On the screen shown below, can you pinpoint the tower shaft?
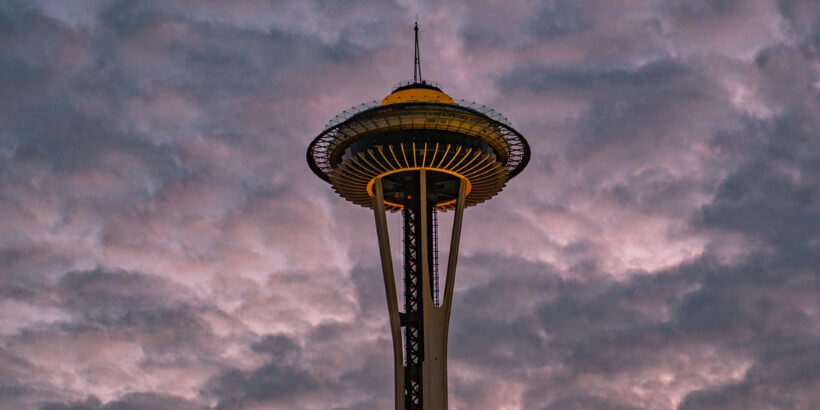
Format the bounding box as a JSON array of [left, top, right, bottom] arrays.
[[401, 172, 442, 408], [402, 191, 425, 408], [372, 171, 467, 410]]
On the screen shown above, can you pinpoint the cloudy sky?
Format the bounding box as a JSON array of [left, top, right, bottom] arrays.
[[1, 0, 819, 409]]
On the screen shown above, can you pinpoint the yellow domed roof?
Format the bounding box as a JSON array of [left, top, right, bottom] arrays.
[[381, 85, 454, 105]]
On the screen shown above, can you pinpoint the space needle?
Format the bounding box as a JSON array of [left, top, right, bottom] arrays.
[[307, 23, 530, 409]]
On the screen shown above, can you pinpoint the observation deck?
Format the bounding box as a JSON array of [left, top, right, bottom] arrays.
[[306, 82, 530, 211]]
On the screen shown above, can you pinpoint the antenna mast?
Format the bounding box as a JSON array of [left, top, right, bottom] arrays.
[[413, 21, 422, 83]]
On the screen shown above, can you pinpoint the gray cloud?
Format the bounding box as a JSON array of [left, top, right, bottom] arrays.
[[40, 393, 205, 410], [1, 0, 819, 409]]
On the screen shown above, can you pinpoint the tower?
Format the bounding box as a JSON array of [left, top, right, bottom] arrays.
[[306, 24, 529, 409]]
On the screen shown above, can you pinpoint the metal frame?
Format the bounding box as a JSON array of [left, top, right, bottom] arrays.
[[320, 98, 514, 131], [403, 192, 423, 408], [329, 142, 507, 211]]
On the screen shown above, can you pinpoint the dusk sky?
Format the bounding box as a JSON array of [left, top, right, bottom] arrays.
[[2, 1, 820, 409]]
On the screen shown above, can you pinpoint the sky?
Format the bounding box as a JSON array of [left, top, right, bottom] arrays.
[[1, 0, 819, 409]]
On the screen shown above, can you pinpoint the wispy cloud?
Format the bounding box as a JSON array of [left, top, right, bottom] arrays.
[[1, 0, 819, 408]]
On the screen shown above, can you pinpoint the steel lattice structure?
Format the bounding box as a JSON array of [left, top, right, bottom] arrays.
[[306, 23, 530, 410]]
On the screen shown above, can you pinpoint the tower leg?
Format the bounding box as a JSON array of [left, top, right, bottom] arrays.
[[422, 177, 466, 410], [372, 178, 405, 410], [442, 179, 467, 329]]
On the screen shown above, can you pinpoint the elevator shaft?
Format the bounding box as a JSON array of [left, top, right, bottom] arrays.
[[401, 177, 438, 408]]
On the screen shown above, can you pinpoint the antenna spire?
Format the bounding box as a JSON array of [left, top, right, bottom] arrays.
[[413, 21, 422, 84]]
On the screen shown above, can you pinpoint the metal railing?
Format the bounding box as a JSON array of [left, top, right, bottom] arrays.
[[391, 79, 441, 91], [323, 100, 381, 130], [452, 99, 512, 127], [322, 97, 512, 130]]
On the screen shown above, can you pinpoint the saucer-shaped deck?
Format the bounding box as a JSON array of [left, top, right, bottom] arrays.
[[307, 83, 529, 211]]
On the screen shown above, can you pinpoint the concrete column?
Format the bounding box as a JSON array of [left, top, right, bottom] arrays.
[[372, 178, 406, 410]]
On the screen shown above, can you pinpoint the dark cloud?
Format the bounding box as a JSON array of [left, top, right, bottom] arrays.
[[664, 0, 743, 19], [679, 338, 820, 409], [204, 355, 319, 408], [460, 0, 593, 50], [1, 0, 819, 409], [41, 393, 204, 410]]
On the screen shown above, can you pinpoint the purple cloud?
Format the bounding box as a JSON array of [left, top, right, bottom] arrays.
[[1, 0, 819, 408]]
